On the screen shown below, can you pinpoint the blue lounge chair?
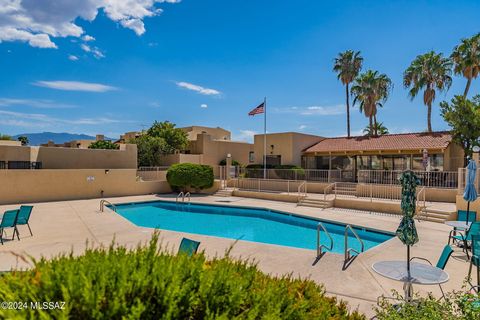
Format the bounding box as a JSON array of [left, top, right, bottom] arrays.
[[178, 238, 200, 256], [449, 222, 480, 259], [457, 210, 477, 222], [410, 245, 454, 298], [16, 205, 33, 236], [0, 210, 20, 245], [469, 235, 480, 288]]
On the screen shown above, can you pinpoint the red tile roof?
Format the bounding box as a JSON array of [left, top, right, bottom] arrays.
[[303, 131, 453, 153]]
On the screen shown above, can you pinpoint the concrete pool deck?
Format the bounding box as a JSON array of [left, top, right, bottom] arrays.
[[0, 194, 473, 317]]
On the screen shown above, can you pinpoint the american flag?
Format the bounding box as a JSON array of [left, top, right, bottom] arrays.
[[248, 102, 265, 116]]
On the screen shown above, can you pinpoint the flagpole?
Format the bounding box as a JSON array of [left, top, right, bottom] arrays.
[[263, 97, 267, 180]]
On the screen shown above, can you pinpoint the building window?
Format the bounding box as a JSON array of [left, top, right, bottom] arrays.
[[429, 154, 444, 171], [331, 156, 354, 171], [315, 156, 330, 170], [266, 155, 281, 166], [249, 151, 255, 163], [301, 156, 316, 169]]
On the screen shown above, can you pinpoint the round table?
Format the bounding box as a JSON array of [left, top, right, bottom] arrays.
[[445, 221, 471, 230], [372, 260, 449, 301]]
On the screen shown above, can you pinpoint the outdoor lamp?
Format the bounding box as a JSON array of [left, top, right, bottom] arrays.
[[473, 146, 480, 153], [227, 153, 231, 158]]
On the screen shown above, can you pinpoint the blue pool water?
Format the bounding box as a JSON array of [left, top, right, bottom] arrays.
[[114, 201, 393, 254]]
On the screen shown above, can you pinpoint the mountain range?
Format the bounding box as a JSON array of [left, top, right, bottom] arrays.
[[12, 132, 117, 146]]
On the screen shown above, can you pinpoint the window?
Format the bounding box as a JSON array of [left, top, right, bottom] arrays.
[[429, 154, 444, 171], [266, 155, 281, 166], [248, 151, 255, 163], [302, 156, 316, 169], [331, 156, 354, 170], [315, 156, 330, 170], [393, 156, 409, 171]]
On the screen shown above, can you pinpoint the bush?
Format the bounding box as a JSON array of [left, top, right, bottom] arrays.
[[375, 289, 480, 320], [167, 163, 214, 191], [218, 159, 241, 166], [0, 235, 365, 319], [274, 165, 305, 180], [88, 140, 119, 150]]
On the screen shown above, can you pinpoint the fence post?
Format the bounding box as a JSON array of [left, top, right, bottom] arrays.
[[287, 181, 290, 195]]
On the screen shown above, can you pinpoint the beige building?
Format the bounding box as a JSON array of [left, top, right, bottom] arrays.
[[41, 134, 107, 149], [181, 126, 231, 141], [252, 132, 324, 167]]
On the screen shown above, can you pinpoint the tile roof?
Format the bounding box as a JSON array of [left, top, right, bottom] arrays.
[[303, 131, 453, 153]]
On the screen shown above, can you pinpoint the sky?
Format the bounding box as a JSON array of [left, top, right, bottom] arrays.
[[0, 0, 479, 142]]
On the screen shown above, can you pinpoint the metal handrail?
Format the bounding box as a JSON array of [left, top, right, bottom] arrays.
[[344, 225, 364, 262], [100, 199, 117, 212], [317, 222, 333, 258], [324, 182, 336, 201], [416, 186, 426, 221], [297, 181, 307, 200], [184, 192, 191, 203], [176, 192, 184, 203]]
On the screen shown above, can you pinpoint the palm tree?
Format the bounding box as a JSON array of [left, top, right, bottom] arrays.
[[351, 70, 393, 136], [451, 33, 480, 97], [363, 122, 389, 136], [403, 51, 453, 132], [333, 50, 363, 138]]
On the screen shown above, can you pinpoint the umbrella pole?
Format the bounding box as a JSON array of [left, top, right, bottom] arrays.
[[466, 201, 470, 225], [407, 245, 410, 276]]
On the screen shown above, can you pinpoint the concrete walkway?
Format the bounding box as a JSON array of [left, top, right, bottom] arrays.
[[0, 194, 472, 317]]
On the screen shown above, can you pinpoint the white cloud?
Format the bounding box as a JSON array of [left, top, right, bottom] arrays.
[[200, 104, 208, 108], [0, 0, 180, 48], [68, 54, 78, 61], [299, 125, 307, 130], [149, 101, 160, 107], [82, 35, 95, 42], [80, 43, 105, 59], [0, 98, 76, 109], [175, 81, 221, 96], [274, 104, 345, 116], [33, 80, 118, 92], [234, 130, 256, 142], [80, 43, 91, 52]]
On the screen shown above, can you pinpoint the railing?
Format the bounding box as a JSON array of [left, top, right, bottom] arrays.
[[240, 168, 350, 182], [358, 170, 458, 189], [297, 181, 307, 200], [100, 199, 117, 212], [184, 192, 191, 203], [0, 161, 42, 169], [344, 225, 364, 263], [316, 222, 333, 258], [416, 187, 426, 221], [137, 166, 169, 181], [357, 183, 402, 202], [175, 192, 191, 204], [233, 178, 307, 196], [324, 182, 336, 201]]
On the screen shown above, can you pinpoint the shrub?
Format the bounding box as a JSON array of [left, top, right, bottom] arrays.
[[0, 235, 365, 319], [167, 163, 214, 191], [274, 165, 305, 180], [88, 140, 119, 150], [375, 289, 480, 320], [218, 159, 241, 166]]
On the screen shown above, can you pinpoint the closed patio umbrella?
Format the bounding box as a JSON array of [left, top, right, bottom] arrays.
[[396, 170, 420, 277], [463, 159, 478, 225]]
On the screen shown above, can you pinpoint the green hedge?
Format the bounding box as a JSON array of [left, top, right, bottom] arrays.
[[245, 164, 305, 179], [166, 163, 214, 191], [218, 159, 241, 166], [0, 235, 365, 319]]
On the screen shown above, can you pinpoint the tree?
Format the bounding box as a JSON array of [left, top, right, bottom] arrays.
[[451, 33, 480, 97], [363, 122, 389, 136], [88, 140, 120, 150], [128, 135, 165, 167], [333, 50, 363, 138], [351, 70, 393, 136], [0, 134, 12, 140], [147, 121, 188, 154], [440, 95, 480, 163], [404, 51, 453, 132], [17, 136, 29, 146]]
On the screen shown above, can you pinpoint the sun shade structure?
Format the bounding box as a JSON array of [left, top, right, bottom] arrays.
[[396, 170, 420, 277], [463, 159, 478, 224]]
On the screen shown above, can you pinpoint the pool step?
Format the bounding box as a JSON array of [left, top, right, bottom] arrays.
[[213, 189, 234, 197], [297, 197, 333, 209], [416, 207, 453, 223]]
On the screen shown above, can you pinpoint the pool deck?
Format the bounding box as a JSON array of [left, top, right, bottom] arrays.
[[0, 194, 473, 317]]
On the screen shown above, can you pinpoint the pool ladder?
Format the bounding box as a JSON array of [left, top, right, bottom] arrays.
[[176, 192, 191, 204], [316, 222, 333, 258], [100, 199, 117, 212], [344, 225, 364, 263]]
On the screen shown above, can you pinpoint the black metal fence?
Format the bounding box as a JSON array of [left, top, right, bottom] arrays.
[[0, 161, 42, 169]]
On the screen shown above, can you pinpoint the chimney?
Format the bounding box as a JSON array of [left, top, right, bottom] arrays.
[[96, 134, 105, 141]]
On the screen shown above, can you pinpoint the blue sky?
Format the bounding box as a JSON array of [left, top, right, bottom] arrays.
[[0, 0, 479, 141]]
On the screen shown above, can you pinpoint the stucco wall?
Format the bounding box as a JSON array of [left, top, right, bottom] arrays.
[[455, 195, 480, 221], [0, 169, 171, 205], [0, 144, 137, 169]]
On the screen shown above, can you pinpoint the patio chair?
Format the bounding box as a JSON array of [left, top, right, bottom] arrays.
[[16, 205, 33, 236], [457, 210, 477, 222], [468, 235, 480, 288], [410, 244, 454, 298], [449, 222, 480, 259], [178, 238, 200, 256], [0, 210, 20, 245]]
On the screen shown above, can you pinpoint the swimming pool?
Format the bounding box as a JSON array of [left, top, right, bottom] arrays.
[[113, 201, 393, 254]]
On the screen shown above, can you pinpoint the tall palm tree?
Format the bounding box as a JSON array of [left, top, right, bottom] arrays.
[[351, 70, 393, 136], [451, 33, 480, 97], [403, 51, 453, 132], [333, 50, 363, 138]]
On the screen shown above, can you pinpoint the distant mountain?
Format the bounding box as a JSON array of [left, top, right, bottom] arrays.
[[12, 132, 117, 146]]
